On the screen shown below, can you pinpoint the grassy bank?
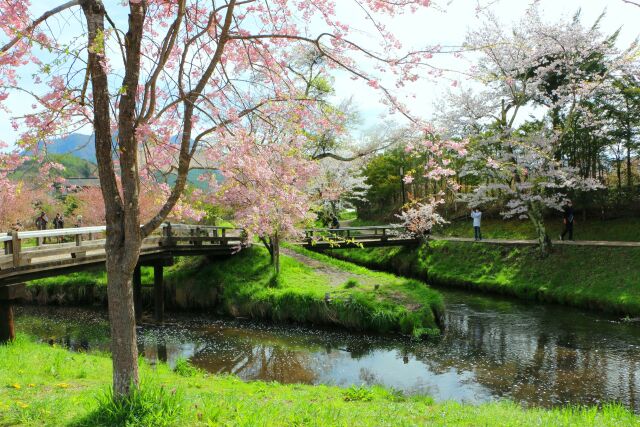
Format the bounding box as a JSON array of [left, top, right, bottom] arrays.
[[175, 246, 444, 338], [26, 246, 444, 339], [327, 242, 640, 316], [2, 336, 638, 426], [350, 216, 640, 242], [440, 217, 640, 242]]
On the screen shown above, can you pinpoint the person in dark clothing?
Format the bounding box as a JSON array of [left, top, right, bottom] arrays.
[[35, 211, 49, 243], [53, 213, 65, 243], [53, 213, 64, 229], [560, 201, 574, 241], [35, 212, 48, 230], [330, 214, 340, 229]]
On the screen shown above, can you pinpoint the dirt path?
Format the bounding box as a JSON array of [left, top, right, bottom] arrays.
[[281, 247, 378, 288]]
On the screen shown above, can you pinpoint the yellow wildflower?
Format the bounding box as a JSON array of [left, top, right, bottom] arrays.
[[10, 383, 21, 389], [28, 384, 36, 388], [56, 383, 70, 389]]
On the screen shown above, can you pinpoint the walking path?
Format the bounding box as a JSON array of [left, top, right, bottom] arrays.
[[281, 247, 378, 287], [431, 236, 640, 248]]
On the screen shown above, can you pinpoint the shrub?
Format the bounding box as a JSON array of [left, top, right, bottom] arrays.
[[342, 385, 374, 402], [174, 358, 201, 377], [343, 278, 359, 288]]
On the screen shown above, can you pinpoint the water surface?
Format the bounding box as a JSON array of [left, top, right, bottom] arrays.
[[14, 287, 640, 411]]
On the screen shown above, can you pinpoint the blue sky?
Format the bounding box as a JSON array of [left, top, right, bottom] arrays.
[[1, 0, 638, 149]]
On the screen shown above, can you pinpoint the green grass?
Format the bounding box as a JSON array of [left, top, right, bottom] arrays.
[[338, 210, 358, 221], [327, 242, 640, 316], [439, 216, 640, 241], [1, 336, 638, 426], [347, 218, 383, 227], [28, 266, 156, 288], [171, 246, 444, 338], [26, 247, 444, 338]]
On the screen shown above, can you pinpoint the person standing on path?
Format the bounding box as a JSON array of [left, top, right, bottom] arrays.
[[35, 211, 48, 231], [35, 211, 49, 243], [53, 213, 65, 243], [471, 208, 482, 241], [560, 201, 574, 241]]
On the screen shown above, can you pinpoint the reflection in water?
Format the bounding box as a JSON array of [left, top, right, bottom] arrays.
[[14, 288, 640, 412]]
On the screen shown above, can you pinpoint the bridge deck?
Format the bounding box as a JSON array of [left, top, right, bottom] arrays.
[[0, 223, 246, 286]]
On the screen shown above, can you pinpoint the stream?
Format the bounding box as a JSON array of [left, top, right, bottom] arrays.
[[14, 286, 640, 412]]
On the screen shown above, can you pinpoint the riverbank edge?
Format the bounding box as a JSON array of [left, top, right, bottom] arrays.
[[1, 336, 638, 426], [323, 241, 640, 317], [21, 246, 445, 339]]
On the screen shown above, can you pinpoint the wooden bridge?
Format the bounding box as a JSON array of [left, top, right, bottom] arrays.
[[303, 225, 420, 250], [0, 223, 245, 285], [0, 223, 246, 342]]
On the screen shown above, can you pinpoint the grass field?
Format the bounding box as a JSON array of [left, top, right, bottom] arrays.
[[327, 241, 640, 316], [1, 336, 638, 426]]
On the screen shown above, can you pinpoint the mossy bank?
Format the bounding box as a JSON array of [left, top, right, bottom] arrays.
[[326, 241, 640, 317], [25, 246, 444, 339], [2, 336, 638, 426]]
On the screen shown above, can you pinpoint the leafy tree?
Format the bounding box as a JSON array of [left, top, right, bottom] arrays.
[[1, 0, 443, 395]]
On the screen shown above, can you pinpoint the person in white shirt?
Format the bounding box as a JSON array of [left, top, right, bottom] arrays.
[[471, 208, 482, 241]]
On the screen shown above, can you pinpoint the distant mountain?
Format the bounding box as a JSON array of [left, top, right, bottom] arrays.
[[24, 133, 220, 188], [29, 133, 97, 163], [30, 133, 195, 164], [12, 153, 96, 181]]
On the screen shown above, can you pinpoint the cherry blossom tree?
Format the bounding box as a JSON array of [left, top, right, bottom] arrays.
[[391, 128, 468, 237], [396, 197, 448, 238], [311, 157, 369, 221], [74, 179, 204, 226], [460, 124, 602, 255], [436, 6, 634, 255], [212, 126, 318, 275], [1, 0, 444, 395], [0, 145, 27, 230]]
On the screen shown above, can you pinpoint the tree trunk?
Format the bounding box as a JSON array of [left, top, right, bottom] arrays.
[[82, 0, 145, 397], [528, 204, 551, 257], [271, 232, 280, 276], [627, 143, 633, 189], [106, 248, 139, 395]]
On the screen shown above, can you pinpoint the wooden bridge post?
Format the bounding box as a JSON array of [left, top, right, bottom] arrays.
[[133, 265, 142, 323], [0, 283, 25, 344], [0, 300, 14, 344], [154, 264, 164, 323], [162, 222, 173, 247], [9, 232, 21, 268]]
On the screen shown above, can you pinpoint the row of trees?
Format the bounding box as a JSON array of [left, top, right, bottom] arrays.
[[360, 6, 640, 255]]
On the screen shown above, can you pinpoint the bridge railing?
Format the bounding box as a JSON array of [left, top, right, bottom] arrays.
[[304, 225, 408, 244], [0, 223, 246, 271]]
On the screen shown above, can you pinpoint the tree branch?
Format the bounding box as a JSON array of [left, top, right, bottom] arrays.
[[0, 1, 80, 54]]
